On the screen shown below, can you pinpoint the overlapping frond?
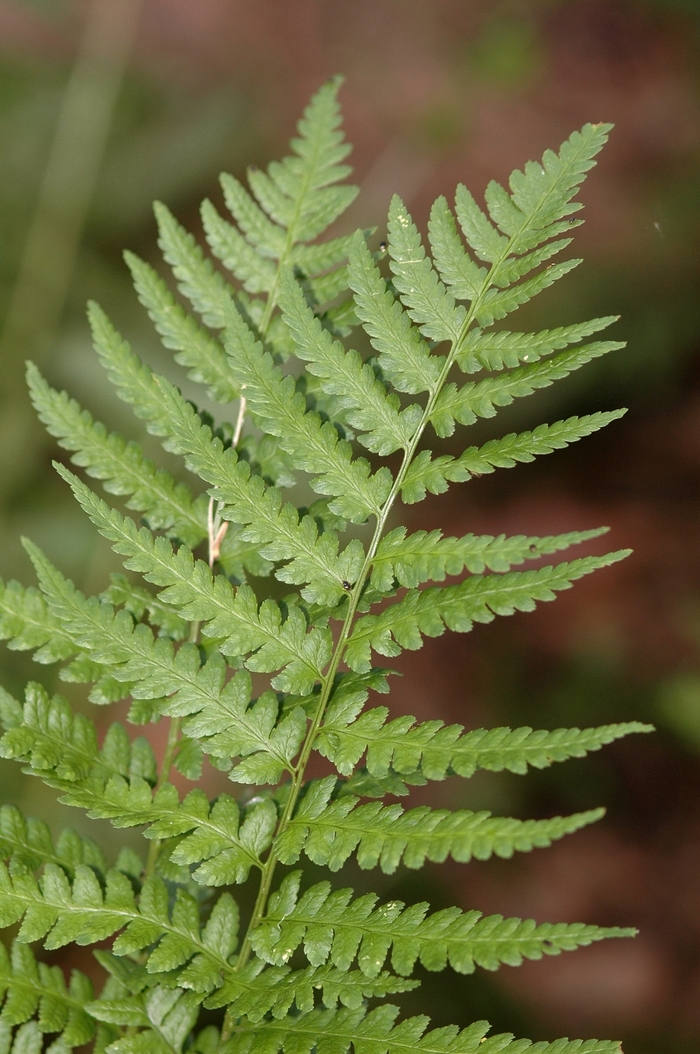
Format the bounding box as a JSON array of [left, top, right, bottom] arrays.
[[125, 249, 238, 403], [88, 984, 200, 1054], [0, 681, 156, 789], [0, 859, 239, 995], [0, 578, 75, 665], [278, 269, 421, 456], [26, 363, 208, 547], [222, 298, 392, 521], [0, 941, 95, 1052], [222, 1004, 622, 1054], [52, 470, 331, 696], [206, 961, 417, 1020], [0, 805, 106, 877]]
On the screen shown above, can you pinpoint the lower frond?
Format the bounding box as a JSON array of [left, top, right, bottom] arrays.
[[0, 804, 106, 878], [221, 1003, 622, 1054], [0, 578, 76, 665], [26, 362, 209, 548], [87, 984, 201, 1054], [0, 940, 95, 1050], [275, 775, 604, 873], [0, 858, 238, 992]]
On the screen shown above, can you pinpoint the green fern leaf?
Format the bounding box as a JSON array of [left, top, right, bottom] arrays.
[[52, 471, 331, 695], [224, 1003, 622, 1054], [206, 960, 416, 1021], [278, 269, 421, 456], [348, 234, 444, 395], [26, 363, 208, 547], [0, 579, 75, 665], [428, 340, 625, 437], [89, 986, 201, 1054], [124, 250, 239, 403], [346, 552, 629, 671], [222, 297, 392, 520], [0, 941, 95, 1049], [0, 682, 156, 788], [387, 196, 466, 345], [400, 411, 626, 503], [154, 202, 234, 332], [276, 775, 604, 873], [0, 805, 105, 878], [252, 872, 634, 977], [370, 525, 609, 591], [455, 316, 620, 374], [200, 199, 277, 296], [145, 373, 364, 605], [318, 682, 653, 777]]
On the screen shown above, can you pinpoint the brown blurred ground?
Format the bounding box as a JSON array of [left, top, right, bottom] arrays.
[[1, 2, 699, 1052]]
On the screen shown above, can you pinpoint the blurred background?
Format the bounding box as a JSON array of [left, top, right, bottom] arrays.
[[0, 1, 699, 1051]]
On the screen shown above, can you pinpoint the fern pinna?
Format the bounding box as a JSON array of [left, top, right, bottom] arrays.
[[0, 77, 650, 1054]]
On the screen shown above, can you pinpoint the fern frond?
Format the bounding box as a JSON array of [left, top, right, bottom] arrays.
[[146, 374, 364, 605], [218, 172, 285, 259], [348, 234, 444, 396], [370, 526, 609, 590], [124, 251, 239, 403], [0, 681, 156, 788], [87, 985, 200, 1054], [318, 683, 653, 777], [88, 300, 346, 593], [276, 775, 604, 873], [387, 195, 467, 345], [206, 961, 417, 1021], [200, 199, 277, 296], [0, 940, 95, 1050], [428, 340, 625, 438], [455, 316, 620, 374], [154, 201, 235, 332], [252, 872, 634, 976], [400, 411, 626, 503], [0, 578, 75, 664], [278, 270, 421, 457], [0, 859, 238, 994], [52, 472, 331, 696], [26, 363, 208, 547], [224, 1003, 622, 1054], [0, 805, 106, 877], [0, 682, 279, 883], [101, 574, 190, 642], [222, 298, 393, 521], [245, 75, 357, 246], [346, 552, 629, 671]]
